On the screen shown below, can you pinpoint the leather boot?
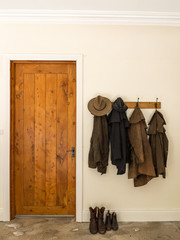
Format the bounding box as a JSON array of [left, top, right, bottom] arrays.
[[89, 207, 98, 234], [97, 207, 106, 234], [105, 210, 112, 231], [111, 212, 118, 231]]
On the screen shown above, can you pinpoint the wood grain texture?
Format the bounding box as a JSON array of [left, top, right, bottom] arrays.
[[67, 63, 76, 215], [122, 102, 161, 109], [14, 64, 24, 214], [12, 61, 75, 64], [22, 206, 71, 215], [11, 61, 76, 216], [56, 74, 68, 207], [35, 74, 46, 206], [10, 61, 15, 219], [23, 74, 35, 206], [18, 63, 68, 74], [45, 74, 57, 206]]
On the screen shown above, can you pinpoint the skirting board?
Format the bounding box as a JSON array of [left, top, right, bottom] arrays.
[[83, 210, 180, 222], [1, 209, 180, 222]]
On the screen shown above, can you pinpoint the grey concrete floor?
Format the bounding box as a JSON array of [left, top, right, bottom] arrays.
[[0, 218, 180, 240]]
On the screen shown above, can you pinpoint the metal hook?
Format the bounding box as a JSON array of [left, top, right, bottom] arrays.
[[136, 97, 140, 107], [155, 98, 158, 109]]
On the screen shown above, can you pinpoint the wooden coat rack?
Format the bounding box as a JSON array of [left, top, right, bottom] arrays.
[[111, 98, 161, 109], [123, 101, 161, 109]]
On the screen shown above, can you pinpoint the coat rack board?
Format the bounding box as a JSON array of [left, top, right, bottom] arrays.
[[114, 102, 161, 109]]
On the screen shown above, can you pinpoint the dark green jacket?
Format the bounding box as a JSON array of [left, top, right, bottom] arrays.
[[88, 116, 109, 174]]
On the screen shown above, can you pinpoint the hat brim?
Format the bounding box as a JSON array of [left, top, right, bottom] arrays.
[[88, 97, 112, 116]]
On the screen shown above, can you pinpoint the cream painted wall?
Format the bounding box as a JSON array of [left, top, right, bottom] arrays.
[[0, 23, 180, 220]]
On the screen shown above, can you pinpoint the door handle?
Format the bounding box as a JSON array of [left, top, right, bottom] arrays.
[[67, 147, 75, 157]]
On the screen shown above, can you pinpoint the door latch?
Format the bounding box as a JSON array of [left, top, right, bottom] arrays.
[[67, 147, 75, 157]]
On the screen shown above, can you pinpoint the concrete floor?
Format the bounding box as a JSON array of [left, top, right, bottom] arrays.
[[0, 218, 180, 240]]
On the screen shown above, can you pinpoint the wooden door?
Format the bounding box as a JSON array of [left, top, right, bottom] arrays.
[[10, 61, 76, 218]]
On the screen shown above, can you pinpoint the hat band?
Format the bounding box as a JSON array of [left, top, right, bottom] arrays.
[[93, 103, 106, 111]]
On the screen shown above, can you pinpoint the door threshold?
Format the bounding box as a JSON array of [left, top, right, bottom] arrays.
[[15, 215, 75, 218]]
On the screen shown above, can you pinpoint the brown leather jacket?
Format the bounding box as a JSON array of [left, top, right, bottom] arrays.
[[128, 107, 156, 187], [88, 116, 109, 174]]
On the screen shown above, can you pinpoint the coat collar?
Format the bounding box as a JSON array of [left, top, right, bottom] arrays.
[[129, 106, 145, 124], [148, 110, 166, 134], [112, 97, 128, 112]]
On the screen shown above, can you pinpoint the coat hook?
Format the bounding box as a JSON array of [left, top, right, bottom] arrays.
[[155, 98, 158, 109], [136, 97, 140, 107]]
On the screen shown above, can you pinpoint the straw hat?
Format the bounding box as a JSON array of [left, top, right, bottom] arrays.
[[88, 95, 112, 116]]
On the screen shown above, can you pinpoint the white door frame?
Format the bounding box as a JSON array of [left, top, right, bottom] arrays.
[[1, 54, 83, 222]]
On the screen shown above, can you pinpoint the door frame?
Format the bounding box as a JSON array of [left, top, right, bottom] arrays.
[[1, 54, 83, 222]]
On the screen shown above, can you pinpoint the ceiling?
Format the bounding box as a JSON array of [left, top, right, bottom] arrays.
[[0, 0, 180, 13]]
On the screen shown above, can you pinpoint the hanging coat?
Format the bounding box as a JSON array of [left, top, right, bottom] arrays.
[[88, 115, 109, 174], [128, 106, 156, 187], [108, 98, 130, 175], [148, 110, 168, 178]]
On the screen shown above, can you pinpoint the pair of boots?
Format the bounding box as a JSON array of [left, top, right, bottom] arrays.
[[89, 207, 106, 234], [105, 210, 118, 231]]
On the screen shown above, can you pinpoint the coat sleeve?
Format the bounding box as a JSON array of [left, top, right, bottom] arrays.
[[163, 133, 168, 167], [110, 122, 122, 161]]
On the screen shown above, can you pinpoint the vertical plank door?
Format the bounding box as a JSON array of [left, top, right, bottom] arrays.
[[11, 61, 76, 216]]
